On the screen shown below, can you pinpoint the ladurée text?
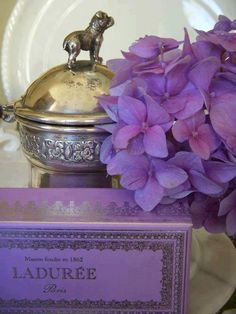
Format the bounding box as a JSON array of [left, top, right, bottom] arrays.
[[12, 266, 96, 280]]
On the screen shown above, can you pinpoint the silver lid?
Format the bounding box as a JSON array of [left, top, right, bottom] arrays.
[[15, 61, 113, 125]]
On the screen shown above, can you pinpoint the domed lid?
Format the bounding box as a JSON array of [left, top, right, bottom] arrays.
[[15, 61, 113, 125], [14, 11, 114, 126]]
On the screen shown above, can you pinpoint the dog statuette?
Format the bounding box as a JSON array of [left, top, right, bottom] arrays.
[[63, 11, 114, 69]]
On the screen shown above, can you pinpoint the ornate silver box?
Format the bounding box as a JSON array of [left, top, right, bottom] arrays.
[[0, 11, 114, 188]]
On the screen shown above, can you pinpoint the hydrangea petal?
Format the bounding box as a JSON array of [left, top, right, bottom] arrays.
[[204, 215, 226, 233], [212, 89, 236, 109], [172, 120, 191, 142], [190, 199, 208, 228], [190, 195, 226, 233], [189, 136, 210, 160], [107, 151, 148, 175], [210, 79, 236, 99], [218, 190, 236, 216], [109, 81, 129, 96], [171, 189, 194, 199], [213, 31, 236, 51], [161, 120, 173, 132], [163, 49, 182, 62], [214, 15, 232, 31], [196, 29, 236, 52], [226, 135, 236, 155], [173, 110, 206, 144], [143, 125, 168, 157], [166, 56, 190, 95], [155, 162, 188, 188], [160, 37, 179, 51], [222, 63, 236, 74], [204, 161, 236, 183], [135, 177, 164, 211], [218, 72, 236, 84], [111, 121, 126, 142], [185, 110, 205, 129], [189, 170, 223, 194], [182, 28, 195, 58], [123, 78, 147, 98], [171, 110, 205, 141], [145, 95, 170, 126], [163, 97, 185, 114], [98, 96, 118, 122], [118, 95, 146, 124], [100, 136, 113, 164], [107, 59, 133, 88], [130, 35, 179, 58], [114, 125, 141, 149], [210, 102, 236, 139], [107, 58, 130, 73], [127, 133, 145, 155], [133, 60, 164, 75], [200, 88, 211, 110], [129, 36, 161, 58], [231, 20, 236, 29], [198, 124, 220, 152], [174, 97, 204, 119], [169, 151, 205, 172], [188, 56, 220, 91], [192, 41, 222, 60], [121, 51, 143, 61], [96, 123, 116, 133], [146, 74, 166, 96], [120, 168, 147, 190], [164, 85, 204, 119], [211, 148, 229, 162]]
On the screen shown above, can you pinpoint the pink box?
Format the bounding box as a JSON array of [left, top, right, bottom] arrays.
[[0, 188, 192, 313]]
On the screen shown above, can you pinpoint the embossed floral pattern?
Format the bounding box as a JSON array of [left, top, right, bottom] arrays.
[[19, 126, 102, 163]]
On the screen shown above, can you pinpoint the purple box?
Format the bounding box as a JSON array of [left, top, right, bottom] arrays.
[[0, 188, 192, 314]]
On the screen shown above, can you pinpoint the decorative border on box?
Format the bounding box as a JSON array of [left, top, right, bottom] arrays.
[[0, 229, 185, 313], [0, 198, 190, 220]]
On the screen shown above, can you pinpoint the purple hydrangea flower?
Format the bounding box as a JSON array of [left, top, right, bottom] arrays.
[[129, 35, 179, 58], [209, 81, 236, 155], [107, 151, 188, 211], [145, 55, 207, 120], [172, 110, 219, 159], [107, 50, 167, 92], [213, 15, 236, 32], [98, 14, 236, 235], [196, 28, 236, 52], [190, 194, 226, 233], [169, 152, 226, 195], [113, 95, 171, 157]]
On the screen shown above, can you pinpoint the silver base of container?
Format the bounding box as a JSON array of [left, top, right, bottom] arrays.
[[30, 164, 111, 188], [17, 118, 112, 188]]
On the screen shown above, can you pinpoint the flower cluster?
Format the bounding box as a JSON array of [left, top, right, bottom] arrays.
[[98, 15, 236, 236]]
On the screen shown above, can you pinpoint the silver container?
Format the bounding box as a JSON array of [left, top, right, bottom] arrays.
[[0, 11, 114, 188]]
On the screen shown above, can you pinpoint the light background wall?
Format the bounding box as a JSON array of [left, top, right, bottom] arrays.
[[0, 0, 17, 104]]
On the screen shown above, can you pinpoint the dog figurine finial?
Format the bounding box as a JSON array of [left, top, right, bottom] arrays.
[[63, 11, 114, 69]]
